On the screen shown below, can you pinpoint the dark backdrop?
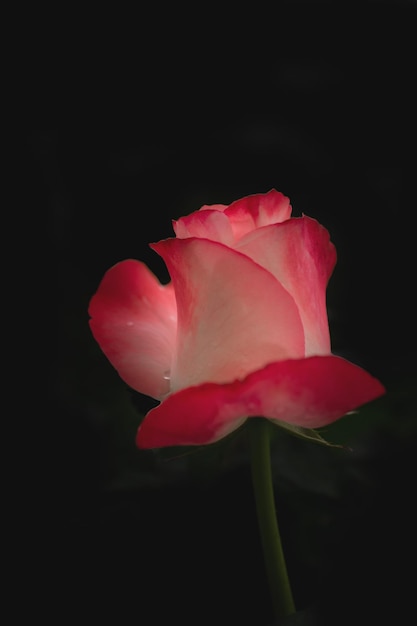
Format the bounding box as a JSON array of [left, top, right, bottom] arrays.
[[24, 2, 416, 624]]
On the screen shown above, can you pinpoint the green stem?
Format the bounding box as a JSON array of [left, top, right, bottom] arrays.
[[249, 417, 296, 621]]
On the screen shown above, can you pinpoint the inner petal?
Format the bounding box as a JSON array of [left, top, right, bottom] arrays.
[[237, 216, 336, 356], [152, 237, 305, 392], [225, 189, 292, 240], [173, 209, 234, 245]]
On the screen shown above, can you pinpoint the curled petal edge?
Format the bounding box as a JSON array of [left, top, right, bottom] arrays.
[[136, 355, 385, 449]]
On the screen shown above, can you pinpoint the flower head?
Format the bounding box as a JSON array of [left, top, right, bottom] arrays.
[[89, 190, 385, 448]]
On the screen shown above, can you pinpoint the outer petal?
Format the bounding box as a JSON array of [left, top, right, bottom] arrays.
[[237, 216, 336, 356], [136, 355, 385, 448], [225, 189, 292, 240], [88, 260, 177, 399], [151, 237, 305, 392]]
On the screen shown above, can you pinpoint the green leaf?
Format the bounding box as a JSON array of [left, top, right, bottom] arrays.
[[271, 420, 345, 449]]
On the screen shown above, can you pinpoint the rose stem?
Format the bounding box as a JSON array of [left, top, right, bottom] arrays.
[[249, 417, 296, 620]]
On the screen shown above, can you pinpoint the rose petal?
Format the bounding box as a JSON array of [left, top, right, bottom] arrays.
[[173, 209, 234, 245], [237, 216, 336, 356], [225, 189, 292, 240], [198, 204, 228, 212], [172, 189, 292, 245], [136, 355, 385, 448], [152, 237, 305, 392], [88, 260, 177, 399]]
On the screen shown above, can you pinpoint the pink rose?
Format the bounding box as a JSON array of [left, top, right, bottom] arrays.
[[89, 190, 385, 448]]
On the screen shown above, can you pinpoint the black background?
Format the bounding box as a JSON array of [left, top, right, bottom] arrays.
[[22, 2, 417, 624]]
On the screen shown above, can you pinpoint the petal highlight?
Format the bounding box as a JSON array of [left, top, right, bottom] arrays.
[[88, 260, 177, 399]]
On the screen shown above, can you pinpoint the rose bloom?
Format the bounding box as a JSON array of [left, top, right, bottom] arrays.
[[89, 190, 385, 449]]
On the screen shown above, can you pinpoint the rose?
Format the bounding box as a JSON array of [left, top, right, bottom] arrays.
[[89, 189, 385, 449]]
